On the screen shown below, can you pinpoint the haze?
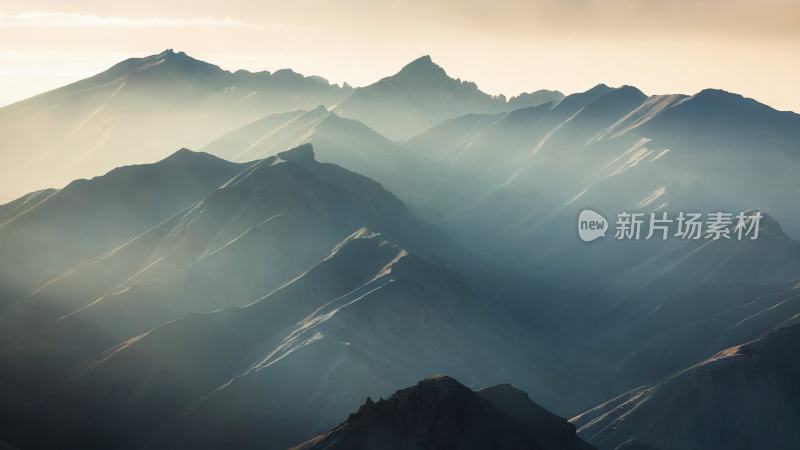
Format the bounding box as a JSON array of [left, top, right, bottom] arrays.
[[1, 0, 798, 112]]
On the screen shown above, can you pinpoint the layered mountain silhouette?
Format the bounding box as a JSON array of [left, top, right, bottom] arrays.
[[0, 144, 479, 396], [406, 84, 800, 243], [574, 324, 800, 450], [1, 50, 799, 450], [293, 375, 595, 450], [202, 106, 477, 217], [0, 49, 350, 201]]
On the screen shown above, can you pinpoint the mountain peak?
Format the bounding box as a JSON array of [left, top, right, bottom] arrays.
[[277, 143, 316, 163], [293, 375, 595, 450], [409, 54, 433, 65], [159, 147, 227, 166], [103, 48, 223, 79], [395, 54, 447, 79], [588, 83, 611, 93], [689, 88, 764, 109], [151, 48, 202, 64]]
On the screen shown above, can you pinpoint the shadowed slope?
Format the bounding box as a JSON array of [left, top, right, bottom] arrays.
[[574, 324, 800, 450]]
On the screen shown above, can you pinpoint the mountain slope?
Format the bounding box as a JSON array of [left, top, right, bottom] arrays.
[[573, 324, 800, 450], [203, 108, 479, 217], [1, 231, 563, 450], [293, 376, 595, 450], [0, 49, 351, 201], [401, 83, 619, 184], [586, 215, 800, 388], [141, 232, 562, 450], [402, 83, 800, 415], [0, 149, 246, 316], [0, 144, 493, 433], [477, 383, 596, 450]]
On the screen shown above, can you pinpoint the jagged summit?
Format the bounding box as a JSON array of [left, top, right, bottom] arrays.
[[293, 375, 595, 450], [392, 55, 450, 81], [408, 54, 434, 65], [335, 54, 502, 140], [395, 54, 448, 79]]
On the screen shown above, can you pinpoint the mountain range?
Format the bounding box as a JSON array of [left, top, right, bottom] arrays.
[[1, 49, 799, 450], [0, 49, 350, 201]]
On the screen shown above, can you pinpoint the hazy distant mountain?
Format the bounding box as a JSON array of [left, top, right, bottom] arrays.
[[408, 85, 800, 252], [202, 107, 478, 217], [402, 82, 800, 415], [507, 89, 565, 110], [402, 83, 616, 180], [574, 324, 800, 450], [294, 375, 594, 450], [335, 55, 505, 141], [2, 49, 800, 450], [0, 49, 351, 201]]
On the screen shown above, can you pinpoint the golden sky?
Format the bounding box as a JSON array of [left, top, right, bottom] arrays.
[[1, 0, 798, 111]]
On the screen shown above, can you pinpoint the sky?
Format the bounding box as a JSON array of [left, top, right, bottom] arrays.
[[1, 0, 798, 111]]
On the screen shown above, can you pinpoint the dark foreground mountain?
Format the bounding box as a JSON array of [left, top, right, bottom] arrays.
[[573, 324, 800, 450], [0, 49, 350, 201], [293, 375, 595, 450]]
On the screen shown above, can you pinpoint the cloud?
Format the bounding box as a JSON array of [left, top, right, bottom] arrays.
[[0, 11, 255, 28]]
